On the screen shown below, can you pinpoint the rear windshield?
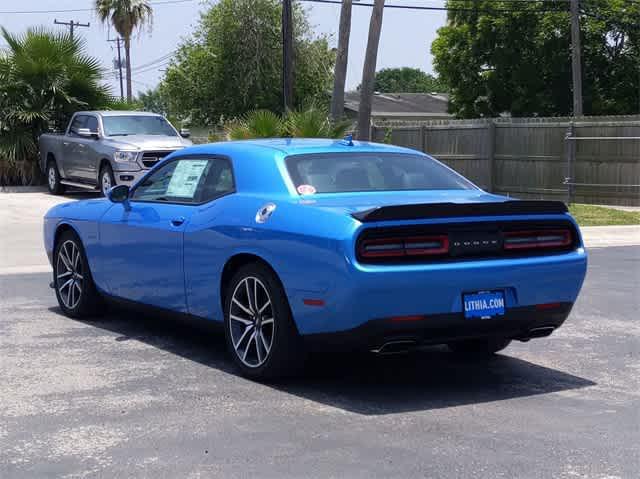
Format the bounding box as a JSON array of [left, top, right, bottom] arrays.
[[285, 152, 476, 194], [102, 115, 177, 137]]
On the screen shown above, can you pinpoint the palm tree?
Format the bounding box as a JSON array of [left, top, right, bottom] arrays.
[[95, 0, 153, 101], [357, 0, 385, 141], [0, 27, 109, 185], [224, 104, 351, 140], [330, 0, 353, 121]]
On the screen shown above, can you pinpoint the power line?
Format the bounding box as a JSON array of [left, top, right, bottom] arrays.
[[132, 52, 175, 72], [131, 61, 171, 76], [299, 0, 568, 13], [0, 0, 198, 15]]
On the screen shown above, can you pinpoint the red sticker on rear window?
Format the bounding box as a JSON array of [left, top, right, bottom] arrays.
[[297, 184, 316, 195]]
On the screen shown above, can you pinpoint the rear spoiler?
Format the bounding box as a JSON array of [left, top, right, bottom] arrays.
[[351, 200, 568, 222]]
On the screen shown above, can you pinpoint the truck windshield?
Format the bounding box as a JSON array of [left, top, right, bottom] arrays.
[[102, 115, 177, 137], [285, 152, 477, 194]]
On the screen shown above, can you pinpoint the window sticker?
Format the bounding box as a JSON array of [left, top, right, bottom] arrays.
[[166, 160, 209, 198], [297, 184, 317, 195]]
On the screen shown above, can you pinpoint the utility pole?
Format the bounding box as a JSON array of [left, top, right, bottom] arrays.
[[570, 0, 583, 116], [357, 0, 385, 141], [54, 19, 90, 41], [330, 0, 353, 121], [108, 38, 125, 101], [282, 0, 294, 112]]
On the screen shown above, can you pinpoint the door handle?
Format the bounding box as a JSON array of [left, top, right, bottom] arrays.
[[171, 217, 185, 227]]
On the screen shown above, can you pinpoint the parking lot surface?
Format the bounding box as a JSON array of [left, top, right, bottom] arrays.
[[1, 192, 639, 478]]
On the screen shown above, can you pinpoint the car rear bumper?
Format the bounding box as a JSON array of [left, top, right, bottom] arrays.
[[302, 303, 572, 352], [289, 249, 587, 336]]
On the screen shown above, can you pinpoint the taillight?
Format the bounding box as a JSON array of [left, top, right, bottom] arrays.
[[503, 229, 572, 250], [359, 235, 449, 259]]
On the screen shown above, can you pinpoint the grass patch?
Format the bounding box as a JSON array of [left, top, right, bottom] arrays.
[[569, 204, 640, 226]]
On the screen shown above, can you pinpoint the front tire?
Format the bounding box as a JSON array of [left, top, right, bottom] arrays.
[[224, 263, 305, 379], [448, 337, 512, 356], [53, 230, 102, 318], [99, 164, 115, 197], [46, 160, 65, 195]]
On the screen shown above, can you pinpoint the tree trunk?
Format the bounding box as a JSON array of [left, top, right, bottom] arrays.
[[330, 0, 353, 121], [357, 0, 385, 141], [282, 0, 294, 111], [124, 35, 133, 102]]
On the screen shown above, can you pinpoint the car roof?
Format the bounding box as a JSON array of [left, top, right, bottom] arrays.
[[182, 138, 421, 157], [74, 111, 164, 117]]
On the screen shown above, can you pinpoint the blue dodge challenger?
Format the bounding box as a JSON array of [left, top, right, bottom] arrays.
[[44, 139, 587, 378]]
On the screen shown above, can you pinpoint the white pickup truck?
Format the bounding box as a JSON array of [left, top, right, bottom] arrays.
[[39, 111, 192, 195]]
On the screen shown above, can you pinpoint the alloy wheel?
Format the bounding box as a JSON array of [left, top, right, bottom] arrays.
[[228, 276, 275, 368], [101, 172, 112, 196], [56, 240, 84, 309], [48, 166, 57, 190]]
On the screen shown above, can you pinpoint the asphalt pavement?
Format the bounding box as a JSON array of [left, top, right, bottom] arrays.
[[1, 192, 639, 478]]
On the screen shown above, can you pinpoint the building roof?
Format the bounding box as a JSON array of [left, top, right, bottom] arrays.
[[344, 92, 451, 117]]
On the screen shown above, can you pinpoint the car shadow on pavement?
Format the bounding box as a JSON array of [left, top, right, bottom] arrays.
[[52, 306, 596, 416], [61, 190, 101, 200]]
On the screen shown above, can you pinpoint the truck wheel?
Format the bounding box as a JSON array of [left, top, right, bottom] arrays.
[[46, 161, 65, 195], [99, 164, 115, 197]]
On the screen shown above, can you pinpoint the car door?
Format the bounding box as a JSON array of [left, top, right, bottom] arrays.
[[99, 156, 217, 312], [75, 114, 100, 181], [63, 115, 87, 179]]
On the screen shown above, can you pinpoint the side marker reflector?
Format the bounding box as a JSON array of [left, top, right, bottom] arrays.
[[303, 299, 325, 307], [536, 302, 562, 311]]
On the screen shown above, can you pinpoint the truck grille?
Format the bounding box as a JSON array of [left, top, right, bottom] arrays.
[[356, 220, 578, 264], [141, 150, 175, 168]]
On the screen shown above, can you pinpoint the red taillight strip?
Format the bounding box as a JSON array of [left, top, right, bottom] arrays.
[[404, 235, 450, 256], [503, 229, 572, 250], [360, 235, 449, 258]]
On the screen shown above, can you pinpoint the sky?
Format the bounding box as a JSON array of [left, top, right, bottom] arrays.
[[0, 0, 448, 97]]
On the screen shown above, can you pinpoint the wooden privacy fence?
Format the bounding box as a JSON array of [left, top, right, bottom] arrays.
[[371, 116, 640, 206]]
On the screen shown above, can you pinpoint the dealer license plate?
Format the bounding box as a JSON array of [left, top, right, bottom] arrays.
[[463, 290, 506, 319]]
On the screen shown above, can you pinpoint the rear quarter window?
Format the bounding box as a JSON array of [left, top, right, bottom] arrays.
[[285, 152, 476, 194]]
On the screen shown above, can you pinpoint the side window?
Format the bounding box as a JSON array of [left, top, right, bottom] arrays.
[[69, 116, 87, 135], [85, 116, 99, 134], [195, 157, 234, 203], [131, 157, 234, 204]]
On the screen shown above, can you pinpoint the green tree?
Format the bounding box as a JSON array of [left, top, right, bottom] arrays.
[[0, 27, 110, 185], [138, 87, 166, 115], [373, 67, 447, 93], [95, 0, 153, 102], [160, 0, 335, 124], [431, 0, 639, 117]]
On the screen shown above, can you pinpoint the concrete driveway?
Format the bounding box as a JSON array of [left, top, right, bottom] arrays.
[[1, 191, 639, 478]]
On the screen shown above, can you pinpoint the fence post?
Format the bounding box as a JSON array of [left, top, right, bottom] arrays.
[[421, 125, 427, 153], [565, 122, 575, 205], [487, 120, 496, 192]]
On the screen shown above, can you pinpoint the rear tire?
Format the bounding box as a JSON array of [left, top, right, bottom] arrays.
[[99, 164, 115, 197], [448, 337, 511, 356], [46, 160, 65, 195], [224, 262, 306, 380], [53, 230, 103, 319]]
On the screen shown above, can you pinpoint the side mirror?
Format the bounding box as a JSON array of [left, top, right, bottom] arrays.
[[179, 128, 191, 139], [77, 128, 99, 139], [107, 184, 130, 205]]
